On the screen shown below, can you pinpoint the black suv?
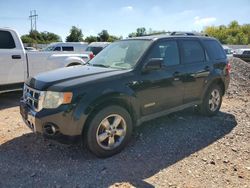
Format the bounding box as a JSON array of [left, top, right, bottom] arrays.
[[20, 34, 230, 157]]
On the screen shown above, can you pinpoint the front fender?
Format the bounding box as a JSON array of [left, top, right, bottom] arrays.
[[72, 88, 138, 129]]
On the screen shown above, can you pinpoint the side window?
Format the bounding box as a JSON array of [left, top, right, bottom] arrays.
[[54, 46, 61, 51], [203, 40, 226, 60], [0, 31, 16, 49], [62, 46, 74, 51], [147, 40, 180, 66], [180, 40, 205, 64], [243, 51, 250, 55]]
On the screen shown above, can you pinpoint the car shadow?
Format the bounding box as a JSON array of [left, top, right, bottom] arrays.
[[0, 91, 22, 110], [0, 109, 237, 187]]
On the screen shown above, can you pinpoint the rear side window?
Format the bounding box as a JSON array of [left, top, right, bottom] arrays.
[[180, 40, 205, 64], [62, 46, 74, 51], [0, 31, 16, 49], [203, 40, 226, 60]]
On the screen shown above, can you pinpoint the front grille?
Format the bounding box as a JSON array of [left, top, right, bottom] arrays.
[[23, 84, 43, 111]]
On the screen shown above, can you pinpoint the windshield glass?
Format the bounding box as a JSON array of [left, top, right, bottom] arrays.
[[88, 40, 151, 70], [224, 49, 233, 55], [43, 45, 55, 51]]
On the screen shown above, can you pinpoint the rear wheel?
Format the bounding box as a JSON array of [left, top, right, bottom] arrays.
[[199, 85, 222, 116], [84, 105, 132, 158]]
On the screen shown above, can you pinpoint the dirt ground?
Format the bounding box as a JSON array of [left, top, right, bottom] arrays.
[[0, 58, 249, 188]]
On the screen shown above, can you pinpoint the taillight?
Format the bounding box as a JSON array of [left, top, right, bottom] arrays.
[[89, 52, 94, 60], [226, 62, 231, 75]]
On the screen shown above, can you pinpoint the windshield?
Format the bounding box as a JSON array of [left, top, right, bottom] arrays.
[[224, 48, 233, 55], [88, 40, 151, 70], [43, 45, 55, 51]]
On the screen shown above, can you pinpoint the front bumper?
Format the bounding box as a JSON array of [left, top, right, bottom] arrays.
[[20, 99, 82, 144]]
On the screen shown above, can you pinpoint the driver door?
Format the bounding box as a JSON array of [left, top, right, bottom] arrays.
[[0, 30, 26, 85], [134, 39, 185, 116]]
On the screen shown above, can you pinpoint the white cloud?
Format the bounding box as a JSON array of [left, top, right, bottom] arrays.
[[121, 6, 133, 12], [194, 16, 217, 26]]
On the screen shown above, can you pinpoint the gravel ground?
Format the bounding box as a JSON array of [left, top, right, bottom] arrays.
[[0, 58, 249, 188]]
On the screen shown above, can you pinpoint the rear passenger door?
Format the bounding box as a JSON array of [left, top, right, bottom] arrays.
[[179, 39, 210, 103]]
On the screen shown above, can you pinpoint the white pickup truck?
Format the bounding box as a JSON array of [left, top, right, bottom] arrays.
[[0, 28, 90, 93]]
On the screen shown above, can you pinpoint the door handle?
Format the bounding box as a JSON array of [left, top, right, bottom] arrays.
[[12, 55, 21, 59]]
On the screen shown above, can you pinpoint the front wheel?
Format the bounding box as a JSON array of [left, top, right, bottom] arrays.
[[84, 105, 133, 158], [199, 85, 223, 116]]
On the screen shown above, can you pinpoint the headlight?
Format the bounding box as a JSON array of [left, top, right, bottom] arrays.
[[43, 91, 73, 109]]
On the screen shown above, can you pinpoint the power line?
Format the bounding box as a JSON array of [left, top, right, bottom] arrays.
[[29, 10, 38, 31]]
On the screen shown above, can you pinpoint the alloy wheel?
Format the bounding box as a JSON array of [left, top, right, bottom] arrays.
[[96, 114, 127, 150], [208, 89, 221, 112]]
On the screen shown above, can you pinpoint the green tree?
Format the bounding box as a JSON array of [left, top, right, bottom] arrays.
[[128, 27, 165, 38], [85, 32, 121, 43], [85, 35, 98, 43], [21, 30, 61, 44], [136, 27, 146, 36], [66, 26, 84, 42], [128, 33, 136, 38], [107, 35, 122, 42], [41, 31, 61, 43], [229, 20, 240, 29], [21, 35, 36, 44], [204, 21, 250, 44], [98, 30, 109, 42], [128, 27, 146, 37]]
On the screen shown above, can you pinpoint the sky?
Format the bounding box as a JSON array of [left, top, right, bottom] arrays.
[[0, 0, 250, 41]]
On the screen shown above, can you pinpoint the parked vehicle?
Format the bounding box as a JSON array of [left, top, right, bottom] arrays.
[[222, 45, 233, 58], [233, 48, 250, 62], [0, 28, 90, 93], [85, 42, 110, 56], [20, 34, 230, 157], [24, 47, 37, 51], [43, 42, 88, 53]]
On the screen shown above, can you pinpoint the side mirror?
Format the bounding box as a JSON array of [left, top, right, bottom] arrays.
[[143, 58, 163, 72]]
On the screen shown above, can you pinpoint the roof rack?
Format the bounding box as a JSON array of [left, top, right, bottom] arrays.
[[170, 31, 208, 36], [128, 31, 209, 38]]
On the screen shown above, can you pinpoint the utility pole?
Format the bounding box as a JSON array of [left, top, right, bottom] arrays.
[[29, 10, 38, 31]]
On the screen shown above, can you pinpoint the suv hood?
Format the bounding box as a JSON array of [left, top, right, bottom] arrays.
[[26, 65, 129, 91]]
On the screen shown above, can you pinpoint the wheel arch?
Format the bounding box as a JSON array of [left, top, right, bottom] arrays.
[[202, 77, 226, 100], [66, 62, 82, 67], [82, 93, 137, 136], [65, 57, 85, 67]]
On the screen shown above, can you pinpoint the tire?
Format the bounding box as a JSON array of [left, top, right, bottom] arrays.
[[199, 84, 223, 116], [84, 105, 133, 158]]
